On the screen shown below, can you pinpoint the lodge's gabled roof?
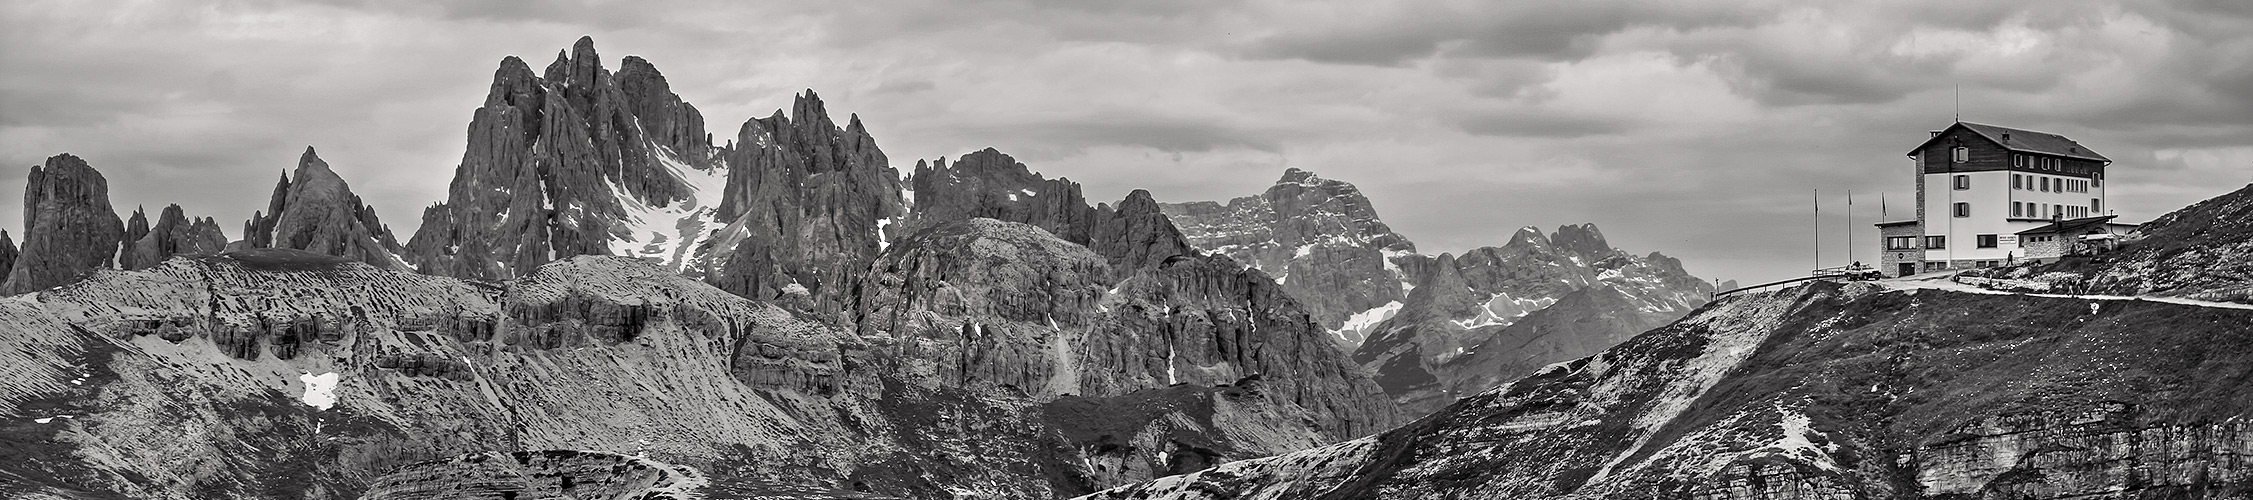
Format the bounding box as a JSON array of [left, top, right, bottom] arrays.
[[1907, 122, 2112, 163]]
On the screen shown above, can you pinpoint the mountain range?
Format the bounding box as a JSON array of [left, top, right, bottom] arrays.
[[5, 35, 2250, 500], [1161, 169, 1714, 418]]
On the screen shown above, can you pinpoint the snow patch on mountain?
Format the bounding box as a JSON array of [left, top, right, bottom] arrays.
[[1336, 300, 1403, 343], [1452, 293, 1556, 330], [298, 372, 339, 410], [606, 147, 729, 273]]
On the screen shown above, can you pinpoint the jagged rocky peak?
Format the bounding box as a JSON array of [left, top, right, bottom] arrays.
[[404, 36, 714, 281], [615, 54, 708, 163], [703, 88, 903, 320], [1550, 222, 1617, 261], [904, 148, 1093, 242], [3, 153, 125, 294], [120, 204, 226, 270], [239, 147, 408, 270]]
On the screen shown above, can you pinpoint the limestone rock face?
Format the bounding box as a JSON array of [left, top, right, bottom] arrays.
[[3, 153, 125, 294], [238, 148, 406, 269], [120, 204, 227, 270], [1353, 225, 1711, 417], [1161, 168, 1416, 346], [1088, 283, 2253, 499], [703, 90, 904, 320], [404, 36, 710, 281]]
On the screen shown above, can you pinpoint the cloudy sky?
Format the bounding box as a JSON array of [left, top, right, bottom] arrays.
[[3, 0, 2249, 284]]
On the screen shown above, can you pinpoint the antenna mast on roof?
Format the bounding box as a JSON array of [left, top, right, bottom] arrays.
[[1954, 84, 1961, 122]]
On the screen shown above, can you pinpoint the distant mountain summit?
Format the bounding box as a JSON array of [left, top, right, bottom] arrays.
[[1160, 168, 1417, 345], [1162, 169, 1713, 417]]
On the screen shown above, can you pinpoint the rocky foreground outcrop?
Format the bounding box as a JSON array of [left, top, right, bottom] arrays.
[[2, 153, 125, 294], [237, 147, 406, 270], [2049, 182, 2253, 304], [1088, 279, 2253, 499]]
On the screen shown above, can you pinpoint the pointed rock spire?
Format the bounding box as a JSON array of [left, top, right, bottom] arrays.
[[239, 147, 407, 269], [3, 153, 125, 294]]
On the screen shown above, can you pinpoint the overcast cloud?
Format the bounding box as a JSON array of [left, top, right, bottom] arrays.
[[3, 0, 2249, 284]]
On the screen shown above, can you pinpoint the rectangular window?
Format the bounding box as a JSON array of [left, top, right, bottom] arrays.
[[1953, 146, 1970, 163], [2013, 174, 2022, 189], [1886, 236, 1915, 250], [2012, 202, 2023, 217], [1977, 234, 1998, 248], [2093, 198, 2101, 214], [1954, 175, 1969, 190], [1925, 236, 1947, 249], [2040, 177, 2051, 192], [2053, 204, 2063, 218], [1953, 202, 1970, 218]]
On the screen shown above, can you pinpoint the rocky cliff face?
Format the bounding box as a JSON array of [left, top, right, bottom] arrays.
[[238, 147, 405, 269], [120, 204, 228, 271], [1160, 168, 1416, 346], [1352, 224, 1712, 417], [403, 37, 711, 281], [2, 153, 125, 294], [1087, 280, 2253, 499]]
